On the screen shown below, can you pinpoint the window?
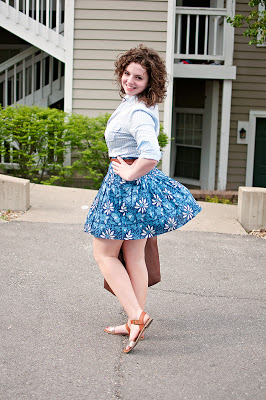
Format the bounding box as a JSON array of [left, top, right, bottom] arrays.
[[174, 111, 203, 180]]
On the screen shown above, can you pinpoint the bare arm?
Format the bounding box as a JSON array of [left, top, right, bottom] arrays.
[[112, 156, 157, 181]]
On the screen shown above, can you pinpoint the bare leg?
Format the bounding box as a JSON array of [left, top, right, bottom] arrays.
[[122, 239, 148, 310], [122, 239, 149, 342], [93, 237, 142, 319], [105, 238, 149, 334]]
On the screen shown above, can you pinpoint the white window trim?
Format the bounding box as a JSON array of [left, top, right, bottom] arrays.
[[246, 110, 266, 186], [257, 3, 266, 47]]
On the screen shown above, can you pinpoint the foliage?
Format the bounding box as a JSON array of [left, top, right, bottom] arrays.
[[65, 113, 110, 189], [158, 124, 169, 149], [205, 195, 232, 205], [0, 105, 68, 183], [0, 106, 169, 189], [227, 0, 266, 45]]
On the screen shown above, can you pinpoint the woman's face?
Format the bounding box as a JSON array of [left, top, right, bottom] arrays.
[[121, 62, 149, 97]]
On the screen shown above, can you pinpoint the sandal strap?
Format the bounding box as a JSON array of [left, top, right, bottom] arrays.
[[130, 311, 146, 327]]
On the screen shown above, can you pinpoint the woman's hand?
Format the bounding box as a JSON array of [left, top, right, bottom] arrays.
[[112, 156, 157, 181], [112, 157, 136, 181]]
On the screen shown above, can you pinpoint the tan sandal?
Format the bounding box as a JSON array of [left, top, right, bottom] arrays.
[[105, 323, 145, 340], [104, 323, 130, 336], [123, 311, 153, 354]]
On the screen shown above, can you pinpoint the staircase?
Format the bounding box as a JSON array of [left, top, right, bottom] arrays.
[[0, 0, 73, 109], [0, 46, 64, 108], [0, 0, 65, 62], [0, 0, 74, 167]]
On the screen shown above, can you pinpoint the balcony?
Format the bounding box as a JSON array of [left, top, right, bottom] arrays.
[[173, 5, 236, 80]]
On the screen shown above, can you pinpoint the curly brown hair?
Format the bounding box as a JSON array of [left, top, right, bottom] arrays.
[[114, 44, 168, 107]]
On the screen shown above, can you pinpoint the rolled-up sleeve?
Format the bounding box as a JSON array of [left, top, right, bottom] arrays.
[[129, 110, 161, 161]]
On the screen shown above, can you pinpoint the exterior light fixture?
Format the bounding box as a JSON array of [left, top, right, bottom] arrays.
[[239, 128, 247, 139], [237, 121, 248, 144]]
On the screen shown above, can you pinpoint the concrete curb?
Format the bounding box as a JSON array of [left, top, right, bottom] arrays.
[[0, 174, 30, 211]]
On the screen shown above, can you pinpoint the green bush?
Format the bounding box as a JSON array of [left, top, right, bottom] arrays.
[[0, 105, 169, 189], [65, 113, 110, 189], [0, 105, 68, 183], [205, 195, 232, 205]]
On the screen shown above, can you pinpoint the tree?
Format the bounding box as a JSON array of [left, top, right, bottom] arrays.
[[227, 0, 266, 45]]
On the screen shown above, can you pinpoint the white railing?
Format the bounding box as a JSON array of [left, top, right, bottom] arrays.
[[0, 46, 64, 107], [0, 46, 64, 165], [0, 0, 65, 36], [175, 7, 228, 62]]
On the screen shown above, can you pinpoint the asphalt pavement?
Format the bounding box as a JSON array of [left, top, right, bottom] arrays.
[[1, 184, 265, 400]]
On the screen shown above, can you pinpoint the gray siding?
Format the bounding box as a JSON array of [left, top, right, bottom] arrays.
[[72, 0, 168, 117], [227, 0, 266, 190]]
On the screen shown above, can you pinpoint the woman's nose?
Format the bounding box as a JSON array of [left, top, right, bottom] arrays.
[[127, 75, 134, 84]]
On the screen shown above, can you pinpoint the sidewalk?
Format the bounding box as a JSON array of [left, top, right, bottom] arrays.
[[16, 183, 247, 235], [1, 184, 265, 400]]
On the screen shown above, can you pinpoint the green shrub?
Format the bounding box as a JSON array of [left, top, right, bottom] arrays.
[[205, 195, 232, 205], [65, 113, 110, 189], [0, 105, 68, 183]]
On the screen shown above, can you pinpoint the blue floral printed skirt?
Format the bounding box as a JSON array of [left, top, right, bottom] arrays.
[[84, 164, 201, 240]]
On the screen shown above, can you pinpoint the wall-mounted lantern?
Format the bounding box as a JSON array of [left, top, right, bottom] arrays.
[[237, 121, 249, 144], [239, 127, 247, 139]]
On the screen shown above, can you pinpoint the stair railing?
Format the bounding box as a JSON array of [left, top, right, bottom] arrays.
[[0, 46, 63, 107], [1, 0, 65, 38]]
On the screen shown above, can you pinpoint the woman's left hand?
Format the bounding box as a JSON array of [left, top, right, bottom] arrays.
[[112, 156, 157, 181], [112, 156, 136, 181]]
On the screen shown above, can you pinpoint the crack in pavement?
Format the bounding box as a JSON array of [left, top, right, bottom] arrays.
[[150, 287, 265, 302], [112, 344, 126, 400], [111, 311, 127, 400]]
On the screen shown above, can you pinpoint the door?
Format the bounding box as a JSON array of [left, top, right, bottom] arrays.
[[253, 118, 266, 187]]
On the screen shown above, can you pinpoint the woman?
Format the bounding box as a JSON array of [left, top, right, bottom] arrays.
[[84, 45, 201, 353]]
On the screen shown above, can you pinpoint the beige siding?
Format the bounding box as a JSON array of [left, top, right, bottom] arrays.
[[227, 0, 266, 190], [72, 0, 168, 116]]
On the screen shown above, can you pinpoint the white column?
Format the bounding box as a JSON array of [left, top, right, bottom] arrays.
[[13, 64, 17, 103], [46, 0, 49, 39], [36, 0, 40, 34], [49, 55, 53, 95], [31, 53, 35, 104], [217, 79, 232, 191], [64, 0, 74, 115], [6, 0, 9, 18], [26, 0, 29, 29], [4, 70, 8, 106], [224, 0, 235, 66], [63, 0, 75, 167], [22, 59, 26, 104], [15, 0, 19, 23], [162, 0, 176, 176]]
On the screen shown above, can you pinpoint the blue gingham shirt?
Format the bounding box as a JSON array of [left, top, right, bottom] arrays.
[[105, 95, 161, 161]]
